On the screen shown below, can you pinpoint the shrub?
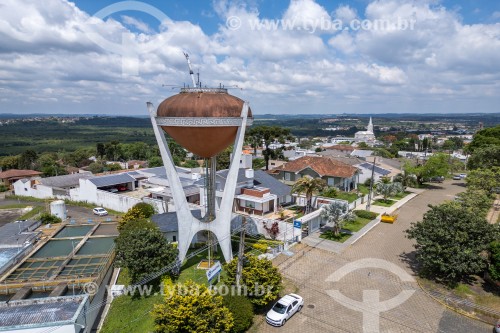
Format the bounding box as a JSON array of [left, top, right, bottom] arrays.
[[39, 212, 62, 224], [222, 294, 254, 333], [0, 185, 8, 192], [252, 243, 268, 252], [354, 210, 378, 220], [133, 202, 155, 218]]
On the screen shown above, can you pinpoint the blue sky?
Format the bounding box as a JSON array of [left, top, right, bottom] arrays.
[[0, 0, 499, 115]]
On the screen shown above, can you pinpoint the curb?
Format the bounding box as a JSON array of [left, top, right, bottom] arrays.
[[416, 279, 497, 326]]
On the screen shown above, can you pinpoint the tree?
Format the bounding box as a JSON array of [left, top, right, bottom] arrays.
[[467, 145, 500, 170], [376, 182, 403, 203], [0, 155, 20, 170], [153, 280, 234, 333], [216, 146, 232, 170], [96, 143, 106, 159], [262, 221, 280, 240], [321, 201, 349, 236], [466, 166, 500, 193], [252, 158, 266, 170], [224, 256, 282, 307], [394, 172, 417, 188], [115, 219, 178, 284], [183, 159, 200, 168], [357, 142, 368, 149], [454, 189, 494, 218], [403, 153, 449, 185], [442, 137, 463, 151], [489, 241, 500, 282], [119, 203, 155, 230], [222, 294, 254, 333], [246, 126, 291, 170], [18, 149, 37, 169], [87, 162, 105, 174], [406, 202, 497, 285], [465, 125, 500, 153], [148, 156, 163, 168], [291, 176, 326, 213]]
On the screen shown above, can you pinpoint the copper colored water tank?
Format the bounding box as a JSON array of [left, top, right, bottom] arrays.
[[157, 89, 252, 158]]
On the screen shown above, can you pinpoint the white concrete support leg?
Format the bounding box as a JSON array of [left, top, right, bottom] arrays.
[[147, 103, 196, 263], [213, 102, 249, 262]]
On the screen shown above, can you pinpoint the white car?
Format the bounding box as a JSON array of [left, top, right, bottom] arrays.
[[459, 173, 467, 179], [92, 207, 108, 216], [266, 294, 303, 327]]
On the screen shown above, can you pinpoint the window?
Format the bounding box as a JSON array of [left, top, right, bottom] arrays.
[[173, 235, 176, 242], [292, 300, 298, 307], [284, 172, 291, 181], [327, 178, 335, 186]]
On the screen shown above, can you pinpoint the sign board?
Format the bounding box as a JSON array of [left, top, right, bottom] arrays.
[[206, 261, 222, 282], [293, 220, 302, 228]]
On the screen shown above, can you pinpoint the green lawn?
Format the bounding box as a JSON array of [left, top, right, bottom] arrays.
[[100, 293, 161, 333], [333, 192, 358, 203], [372, 199, 396, 207], [357, 184, 370, 195], [319, 230, 351, 243], [343, 217, 372, 233], [319, 216, 372, 243], [391, 191, 412, 200], [19, 206, 44, 220], [0, 203, 31, 209]]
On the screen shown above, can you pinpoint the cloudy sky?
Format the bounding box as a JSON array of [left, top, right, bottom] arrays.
[[0, 0, 499, 115]]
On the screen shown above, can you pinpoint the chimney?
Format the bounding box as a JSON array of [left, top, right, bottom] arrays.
[[245, 168, 254, 179]]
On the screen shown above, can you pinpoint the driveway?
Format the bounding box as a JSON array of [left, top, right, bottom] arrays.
[[255, 180, 493, 333]]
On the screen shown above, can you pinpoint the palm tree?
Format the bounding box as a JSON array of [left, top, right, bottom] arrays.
[[291, 176, 326, 213], [394, 172, 417, 189], [320, 201, 349, 236]]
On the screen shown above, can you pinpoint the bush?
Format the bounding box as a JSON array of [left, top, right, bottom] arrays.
[[0, 185, 8, 192], [222, 294, 254, 333], [133, 202, 155, 218], [354, 210, 378, 220], [39, 212, 62, 224], [252, 243, 268, 252]]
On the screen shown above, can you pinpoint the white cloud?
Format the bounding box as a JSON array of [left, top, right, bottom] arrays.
[[0, 0, 498, 115]]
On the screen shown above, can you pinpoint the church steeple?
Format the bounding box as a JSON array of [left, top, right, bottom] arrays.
[[367, 117, 373, 133]]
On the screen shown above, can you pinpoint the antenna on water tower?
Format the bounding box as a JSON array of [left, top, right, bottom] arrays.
[[183, 51, 198, 88]]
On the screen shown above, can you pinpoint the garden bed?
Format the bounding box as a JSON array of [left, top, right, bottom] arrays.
[[372, 199, 396, 207]]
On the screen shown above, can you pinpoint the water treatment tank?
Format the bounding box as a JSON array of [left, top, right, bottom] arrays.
[[50, 200, 67, 220]]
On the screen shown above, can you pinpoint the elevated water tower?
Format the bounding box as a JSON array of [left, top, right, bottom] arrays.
[[147, 86, 253, 263]]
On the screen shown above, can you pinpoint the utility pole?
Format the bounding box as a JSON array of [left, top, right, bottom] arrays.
[[366, 157, 376, 212], [236, 216, 247, 288]]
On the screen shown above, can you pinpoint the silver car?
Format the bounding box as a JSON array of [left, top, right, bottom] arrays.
[[92, 207, 108, 216]]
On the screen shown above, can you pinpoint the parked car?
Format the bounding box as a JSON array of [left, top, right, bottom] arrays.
[[430, 176, 444, 183], [108, 188, 118, 193], [93, 207, 108, 216], [452, 175, 461, 180], [495, 319, 500, 333], [266, 294, 303, 327], [117, 185, 127, 191], [459, 173, 467, 179]]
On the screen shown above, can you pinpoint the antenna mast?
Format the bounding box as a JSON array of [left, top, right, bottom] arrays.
[[183, 52, 198, 88]]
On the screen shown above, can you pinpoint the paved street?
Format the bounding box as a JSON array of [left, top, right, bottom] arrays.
[[256, 180, 493, 333]]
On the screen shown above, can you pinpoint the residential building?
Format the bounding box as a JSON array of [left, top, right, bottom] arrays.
[[196, 168, 292, 217], [0, 169, 42, 189], [270, 156, 359, 191], [13, 172, 93, 199]]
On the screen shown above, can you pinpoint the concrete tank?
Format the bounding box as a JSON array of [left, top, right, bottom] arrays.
[[50, 200, 67, 220]]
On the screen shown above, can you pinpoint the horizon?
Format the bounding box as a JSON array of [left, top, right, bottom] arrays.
[[0, 0, 499, 115]]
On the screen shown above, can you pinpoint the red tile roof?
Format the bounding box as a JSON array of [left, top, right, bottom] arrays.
[[325, 144, 355, 152], [275, 156, 358, 178], [0, 169, 42, 179]]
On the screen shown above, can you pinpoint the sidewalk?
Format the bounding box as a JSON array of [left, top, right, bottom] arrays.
[[486, 194, 500, 224], [302, 188, 424, 254]]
